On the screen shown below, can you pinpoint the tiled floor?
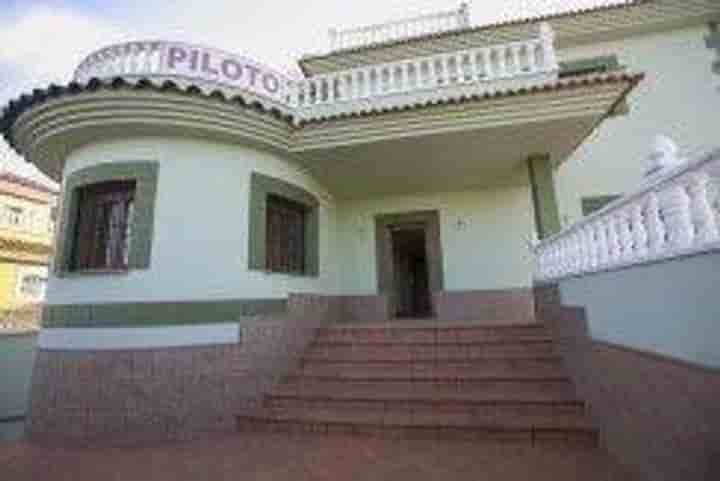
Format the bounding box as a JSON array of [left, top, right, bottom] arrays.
[[1, 432, 636, 481]]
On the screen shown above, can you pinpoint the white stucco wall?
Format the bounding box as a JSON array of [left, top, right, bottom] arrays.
[[47, 137, 340, 304], [554, 25, 720, 226], [336, 183, 536, 294]]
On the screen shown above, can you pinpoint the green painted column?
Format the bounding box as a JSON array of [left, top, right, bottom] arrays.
[[527, 154, 561, 239]]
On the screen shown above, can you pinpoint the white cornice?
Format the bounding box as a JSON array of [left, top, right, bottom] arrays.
[[6, 73, 641, 182]]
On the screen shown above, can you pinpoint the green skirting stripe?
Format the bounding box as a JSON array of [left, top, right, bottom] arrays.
[[42, 299, 288, 328]]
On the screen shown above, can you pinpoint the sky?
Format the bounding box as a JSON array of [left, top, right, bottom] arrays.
[[0, 0, 627, 185]]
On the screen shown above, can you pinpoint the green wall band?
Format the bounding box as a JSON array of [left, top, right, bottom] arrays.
[[41, 298, 288, 328]]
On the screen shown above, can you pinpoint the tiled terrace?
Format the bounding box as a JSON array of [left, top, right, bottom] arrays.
[[1, 432, 635, 481]]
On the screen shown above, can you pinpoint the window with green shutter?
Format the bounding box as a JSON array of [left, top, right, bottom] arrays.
[[55, 162, 158, 275], [248, 172, 319, 277]]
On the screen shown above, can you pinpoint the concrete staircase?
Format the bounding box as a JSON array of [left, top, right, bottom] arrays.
[[237, 322, 599, 446]]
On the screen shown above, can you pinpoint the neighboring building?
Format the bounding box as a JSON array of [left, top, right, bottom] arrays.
[[0, 1, 718, 480], [0, 171, 56, 326]]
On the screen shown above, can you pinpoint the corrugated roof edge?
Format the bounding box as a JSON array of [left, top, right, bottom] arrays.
[[0, 72, 644, 158]]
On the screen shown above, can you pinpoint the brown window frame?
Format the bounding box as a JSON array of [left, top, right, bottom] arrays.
[[70, 180, 136, 272], [265, 194, 307, 275]]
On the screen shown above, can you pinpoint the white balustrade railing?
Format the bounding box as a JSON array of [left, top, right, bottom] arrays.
[[71, 24, 559, 122], [328, 3, 471, 51], [293, 23, 558, 121], [534, 138, 720, 282]]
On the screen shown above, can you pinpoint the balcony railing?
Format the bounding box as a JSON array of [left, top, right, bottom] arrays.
[[293, 23, 558, 121], [72, 24, 558, 123], [534, 137, 720, 282], [328, 3, 471, 52]]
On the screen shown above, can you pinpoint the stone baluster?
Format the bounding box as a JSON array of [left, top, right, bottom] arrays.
[[660, 183, 694, 249], [431, 58, 440, 85], [358, 69, 367, 97], [631, 201, 649, 259], [606, 216, 621, 265], [481, 49, 492, 79], [617, 209, 635, 262], [511, 45, 522, 75], [645, 192, 666, 254], [595, 220, 609, 266], [539, 22, 558, 70], [525, 41, 537, 73], [685, 171, 720, 244], [495, 47, 507, 78], [444, 55, 454, 84], [404, 62, 413, 91], [570, 231, 582, 274], [456, 53, 465, 82], [583, 224, 598, 271]]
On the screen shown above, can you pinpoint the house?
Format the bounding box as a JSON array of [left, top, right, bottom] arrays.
[[0, 171, 56, 325], [0, 1, 718, 480]]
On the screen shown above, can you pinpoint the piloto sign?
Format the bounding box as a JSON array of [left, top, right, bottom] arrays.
[[163, 43, 291, 103]]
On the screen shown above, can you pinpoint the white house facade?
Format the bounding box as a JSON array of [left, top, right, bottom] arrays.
[[1, 2, 719, 479]]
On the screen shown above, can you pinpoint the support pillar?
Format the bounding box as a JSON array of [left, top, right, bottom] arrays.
[[527, 154, 561, 239]]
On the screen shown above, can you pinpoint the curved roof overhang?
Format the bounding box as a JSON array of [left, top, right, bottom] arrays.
[[1, 78, 295, 181], [0, 72, 642, 185]]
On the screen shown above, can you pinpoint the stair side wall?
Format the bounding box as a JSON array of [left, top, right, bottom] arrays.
[[27, 293, 339, 445], [536, 284, 720, 481]]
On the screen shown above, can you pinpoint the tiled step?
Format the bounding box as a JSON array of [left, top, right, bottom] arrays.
[[263, 397, 587, 416], [314, 324, 548, 344], [304, 340, 555, 362], [236, 410, 598, 446], [270, 379, 578, 403], [251, 404, 593, 430], [295, 359, 567, 381]]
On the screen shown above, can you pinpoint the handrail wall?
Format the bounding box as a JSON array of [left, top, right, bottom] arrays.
[[534, 141, 720, 282]]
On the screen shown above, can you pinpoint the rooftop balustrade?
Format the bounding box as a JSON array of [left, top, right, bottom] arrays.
[[71, 24, 559, 124], [327, 3, 471, 52], [293, 23, 558, 121], [534, 137, 720, 282]]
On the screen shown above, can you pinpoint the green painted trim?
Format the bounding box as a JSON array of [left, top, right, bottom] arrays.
[[55, 162, 159, 275], [41, 299, 288, 328], [527, 155, 561, 240], [559, 55, 620, 78], [582, 195, 621, 216], [707, 22, 720, 74], [248, 172, 320, 277]]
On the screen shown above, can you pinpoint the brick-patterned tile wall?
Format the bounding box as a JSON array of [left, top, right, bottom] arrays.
[[434, 288, 536, 323], [27, 294, 339, 445], [536, 286, 720, 481]]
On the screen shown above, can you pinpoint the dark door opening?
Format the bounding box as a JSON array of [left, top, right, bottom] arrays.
[[391, 226, 431, 319]]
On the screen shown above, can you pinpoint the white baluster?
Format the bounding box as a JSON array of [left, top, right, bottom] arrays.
[[631, 202, 649, 259], [481, 49, 492, 79], [495, 47, 507, 78], [661, 183, 694, 249], [455, 53, 465, 83], [511, 45, 522, 75], [525, 41, 537, 73], [686, 171, 720, 244], [617, 210, 635, 262], [595, 221, 609, 266], [606, 216, 621, 265], [539, 22, 558, 71], [583, 225, 598, 271], [645, 192, 666, 254]]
